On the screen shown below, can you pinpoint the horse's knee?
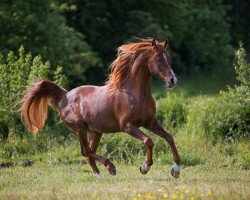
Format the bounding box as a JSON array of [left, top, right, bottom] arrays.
[[175, 157, 181, 165], [144, 138, 154, 148], [81, 148, 92, 157]]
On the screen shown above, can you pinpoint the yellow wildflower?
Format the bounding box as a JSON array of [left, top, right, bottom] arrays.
[[163, 193, 168, 199], [144, 193, 154, 199], [185, 189, 190, 194]]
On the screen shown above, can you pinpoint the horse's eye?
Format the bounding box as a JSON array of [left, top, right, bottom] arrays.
[[157, 57, 162, 63]]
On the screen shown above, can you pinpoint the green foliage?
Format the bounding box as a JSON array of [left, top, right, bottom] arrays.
[[0, 133, 70, 161], [178, 1, 233, 73], [63, 0, 233, 80], [1, 0, 247, 86], [234, 42, 250, 87], [225, 0, 250, 50], [202, 44, 250, 140], [0, 0, 100, 87], [156, 93, 187, 133], [203, 87, 249, 140], [0, 46, 66, 139]]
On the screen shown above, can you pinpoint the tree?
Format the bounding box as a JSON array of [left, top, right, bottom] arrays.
[[62, 0, 233, 79], [0, 0, 100, 87]]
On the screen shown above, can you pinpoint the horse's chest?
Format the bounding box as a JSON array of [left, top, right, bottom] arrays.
[[115, 92, 156, 126], [129, 98, 155, 123]]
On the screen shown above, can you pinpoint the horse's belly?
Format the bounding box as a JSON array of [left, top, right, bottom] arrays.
[[87, 113, 120, 133]]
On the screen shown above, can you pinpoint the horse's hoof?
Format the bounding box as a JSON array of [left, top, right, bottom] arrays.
[[171, 164, 180, 178], [140, 163, 150, 175], [108, 164, 116, 175], [109, 168, 116, 175]]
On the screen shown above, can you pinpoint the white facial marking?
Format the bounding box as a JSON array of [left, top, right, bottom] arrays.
[[163, 53, 170, 67], [163, 53, 177, 84], [171, 69, 177, 84]]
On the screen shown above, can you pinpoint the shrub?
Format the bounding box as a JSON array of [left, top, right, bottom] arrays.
[[202, 43, 250, 140], [203, 87, 249, 140], [156, 93, 187, 133], [0, 46, 66, 139]]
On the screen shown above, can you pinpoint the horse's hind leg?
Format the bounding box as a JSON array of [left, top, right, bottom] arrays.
[[77, 131, 116, 176], [86, 132, 102, 177]]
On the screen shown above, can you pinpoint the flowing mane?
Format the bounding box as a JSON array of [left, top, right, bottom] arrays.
[[106, 41, 154, 92]]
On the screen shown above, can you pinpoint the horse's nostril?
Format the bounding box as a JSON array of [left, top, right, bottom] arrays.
[[170, 78, 174, 85]]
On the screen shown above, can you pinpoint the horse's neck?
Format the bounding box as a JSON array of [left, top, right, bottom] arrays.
[[124, 61, 152, 99]]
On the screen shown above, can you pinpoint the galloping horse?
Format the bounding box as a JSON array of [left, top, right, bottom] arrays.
[[20, 38, 181, 178]]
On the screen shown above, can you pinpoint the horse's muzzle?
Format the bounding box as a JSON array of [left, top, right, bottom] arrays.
[[165, 78, 176, 88]]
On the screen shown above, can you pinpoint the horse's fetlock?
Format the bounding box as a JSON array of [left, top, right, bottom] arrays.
[[148, 160, 153, 166], [175, 158, 181, 165], [103, 158, 111, 166]]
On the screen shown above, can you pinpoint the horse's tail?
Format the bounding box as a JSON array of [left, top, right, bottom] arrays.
[[19, 79, 67, 135]]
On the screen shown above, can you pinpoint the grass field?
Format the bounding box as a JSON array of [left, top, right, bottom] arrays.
[[0, 163, 249, 200]]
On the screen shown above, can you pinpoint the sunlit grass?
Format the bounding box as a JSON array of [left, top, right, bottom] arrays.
[[0, 164, 249, 200]]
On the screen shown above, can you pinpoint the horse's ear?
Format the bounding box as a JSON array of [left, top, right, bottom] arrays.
[[164, 39, 168, 48], [152, 38, 156, 46]]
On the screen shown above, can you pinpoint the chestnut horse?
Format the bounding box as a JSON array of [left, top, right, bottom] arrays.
[[20, 38, 180, 178]]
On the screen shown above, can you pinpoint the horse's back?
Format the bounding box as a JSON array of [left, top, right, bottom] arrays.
[[59, 85, 120, 133]]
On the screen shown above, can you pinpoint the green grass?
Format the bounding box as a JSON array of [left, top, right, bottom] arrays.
[[0, 163, 249, 200]]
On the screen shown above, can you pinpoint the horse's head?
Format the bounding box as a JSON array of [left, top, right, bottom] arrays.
[[148, 39, 177, 88]]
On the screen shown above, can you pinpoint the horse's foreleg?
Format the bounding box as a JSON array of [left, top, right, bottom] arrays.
[[77, 131, 116, 176], [123, 123, 154, 174], [145, 119, 180, 178]]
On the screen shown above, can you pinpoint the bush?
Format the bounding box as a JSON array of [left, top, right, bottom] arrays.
[[203, 87, 249, 140], [202, 43, 250, 140], [0, 46, 66, 139], [156, 93, 187, 133]]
